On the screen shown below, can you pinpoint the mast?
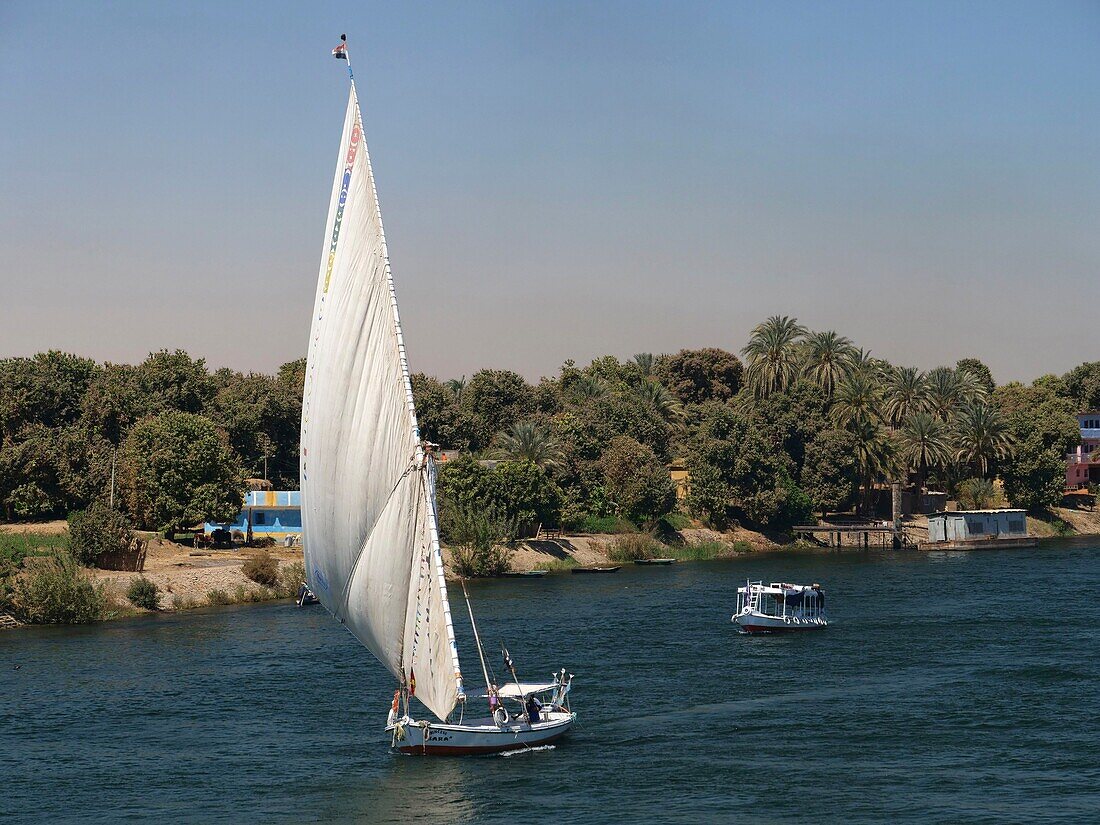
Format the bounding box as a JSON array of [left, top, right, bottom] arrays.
[[461, 579, 493, 712]]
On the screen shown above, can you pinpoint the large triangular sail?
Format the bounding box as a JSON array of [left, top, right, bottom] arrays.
[[300, 81, 463, 722]]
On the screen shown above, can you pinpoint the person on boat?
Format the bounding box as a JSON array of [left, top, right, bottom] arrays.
[[488, 683, 500, 713], [525, 694, 542, 724]]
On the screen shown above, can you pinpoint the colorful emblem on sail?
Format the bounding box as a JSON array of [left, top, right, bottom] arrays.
[[322, 119, 362, 294]]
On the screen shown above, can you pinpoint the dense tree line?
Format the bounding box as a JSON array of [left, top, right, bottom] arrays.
[[418, 324, 1094, 532], [3, 339, 1095, 535], [0, 350, 305, 533]]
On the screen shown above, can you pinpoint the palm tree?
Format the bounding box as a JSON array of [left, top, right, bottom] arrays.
[[444, 376, 466, 402], [883, 367, 930, 428], [570, 375, 607, 400], [953, 401, 1014, 477], [896, 412, 953, 495], [635, 379, 684, 423], [632, 353, 656, 379], [801, 330, 857, 398], [830, 370, 882, 429], [741, 315, 807, 398], [491, 421, 565, 470], [926, 367, 961, 421], [849, 417, 897, 515], [953, 368, 989, 405]]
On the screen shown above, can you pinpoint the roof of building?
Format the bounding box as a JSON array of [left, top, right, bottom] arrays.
[[928, 508, 1026, 518]]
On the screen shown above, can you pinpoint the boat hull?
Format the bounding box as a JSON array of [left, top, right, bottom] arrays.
[[388, 711, 575, 756], [733, 612, 828, 634]]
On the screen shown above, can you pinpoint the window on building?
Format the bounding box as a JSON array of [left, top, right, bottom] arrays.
[[968, 520, 984, 534], [254, 511, 266, 525], [1008, 519, 1025, 533]]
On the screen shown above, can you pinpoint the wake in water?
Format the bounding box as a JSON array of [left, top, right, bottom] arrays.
[[497, 744, 556, 758]]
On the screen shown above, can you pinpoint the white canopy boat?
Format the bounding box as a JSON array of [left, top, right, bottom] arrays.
[[732, 580, 828, 634], [300, 36, 576, 756]]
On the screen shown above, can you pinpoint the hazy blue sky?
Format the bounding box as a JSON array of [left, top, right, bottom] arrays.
[[2, 1, 1098, 383]]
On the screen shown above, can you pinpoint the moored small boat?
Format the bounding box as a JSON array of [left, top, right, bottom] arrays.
[[634, 558, 675, 566], [732, 580, 828, 633], [501, 570, 549, 578], [571, 566, 621, 574]]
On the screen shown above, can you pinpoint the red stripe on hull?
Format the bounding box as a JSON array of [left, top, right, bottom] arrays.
[[396, 728, 570, 756]]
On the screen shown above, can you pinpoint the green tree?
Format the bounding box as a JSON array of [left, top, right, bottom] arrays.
[[800, 429, 860, 517], [209, 371, 301, 486], [491, 422, 565, 470], [1062, 361, 1100, 411], [801, 330, 856, 398], [896, 412, 952, 493], [956, 358, 996, 395], [830, 371, 882, 429], [460, 370, 534, 450], [634, 380, 685, 424], [883, 367, 929, 428], [1001, 438, 1066, 511], [656, 347, 744, 404], [79, 363, 146, 444], [137, 349, 215, 415], [953, 401, 1014, 477], [684, 461, 731, 529], [411, 373, 471, 449], [118, 411, 245, 537], [600, 436, 676, 527], [488, 460, 561, 532], [995, 381, 1079, 511], [741, 316, 807, 399]]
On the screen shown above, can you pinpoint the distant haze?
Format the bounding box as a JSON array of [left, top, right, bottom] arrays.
[[2, 1, 1098, 383]]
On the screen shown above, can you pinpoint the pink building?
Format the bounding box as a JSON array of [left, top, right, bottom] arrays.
[[1066, 411, 1100, 489]]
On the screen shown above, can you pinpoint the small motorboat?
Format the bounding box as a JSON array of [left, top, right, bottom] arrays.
[[571, 566, 621, 574], [296, 583, 320, 607], [501, 570, 549, 578], [732, 580, 828, 633], [634, 558, 675, 566]]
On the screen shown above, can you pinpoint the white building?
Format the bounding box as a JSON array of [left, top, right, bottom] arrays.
[[927, 509, 1028, 544]]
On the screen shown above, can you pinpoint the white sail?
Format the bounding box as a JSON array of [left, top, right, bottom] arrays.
[[300, 85, 463, 721]]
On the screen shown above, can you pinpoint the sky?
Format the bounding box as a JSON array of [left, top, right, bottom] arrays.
[[1, 1, 1098, 384]]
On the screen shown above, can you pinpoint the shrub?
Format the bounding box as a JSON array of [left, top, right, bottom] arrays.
[[251, 536, 276, 548], [607, 533, 663, 562], [276, 561, 305, 599], [242, 552, 280, 587], [206, 588, 231, 606], [126, 577, 160, 610], [957, 477, 996, 510], [68, 502, 133, 567], [11, 552, 106, 624], [171, 593, 196, 610], [579, 514, 636, 534], [446, 503, 514, 577]]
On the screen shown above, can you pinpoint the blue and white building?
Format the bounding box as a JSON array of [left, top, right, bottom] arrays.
[[204, 490, 302, 541]]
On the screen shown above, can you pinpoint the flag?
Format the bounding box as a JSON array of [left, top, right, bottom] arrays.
[[409, 669, 416, 696], [332, 35, 348, 59], [501, 645, 514, 672]]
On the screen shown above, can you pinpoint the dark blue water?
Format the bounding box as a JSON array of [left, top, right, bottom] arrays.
[[3, 541, 1099, 824]]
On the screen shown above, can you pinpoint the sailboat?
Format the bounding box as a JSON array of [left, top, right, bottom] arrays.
[[300, 36, 576, 756]]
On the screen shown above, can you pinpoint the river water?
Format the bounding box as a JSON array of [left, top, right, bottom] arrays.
[[2, 541, 1099, 824]]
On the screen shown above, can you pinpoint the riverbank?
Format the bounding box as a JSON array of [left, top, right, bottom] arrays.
[[3, 506, 1098, 628]]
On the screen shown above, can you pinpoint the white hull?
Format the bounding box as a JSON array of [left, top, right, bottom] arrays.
[[388, 710, 575, 755], [733, 610, 828, 633]]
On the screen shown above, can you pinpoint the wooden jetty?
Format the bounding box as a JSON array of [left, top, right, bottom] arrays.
[[793, 523, 919, 549]]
